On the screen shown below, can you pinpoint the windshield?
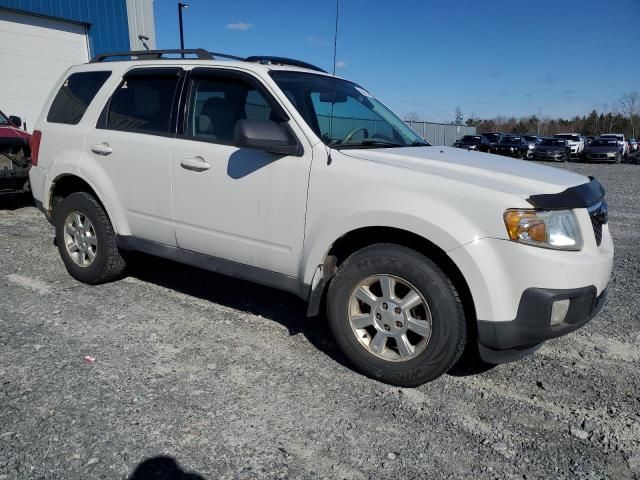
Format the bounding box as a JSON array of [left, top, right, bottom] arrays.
[[590, 140, 618, 147], [524, 135, 537, 142], [482, 133, 500, 142], [270, 72, 428, 148], [540, 139, 565, 146], [0, 111, 8, 125], [499, 136, 521, 144], [459, 136, 481, 143], [555, 134, 580, 141]]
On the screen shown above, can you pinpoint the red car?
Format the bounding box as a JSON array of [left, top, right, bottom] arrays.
[[0, 110, 31, 194]]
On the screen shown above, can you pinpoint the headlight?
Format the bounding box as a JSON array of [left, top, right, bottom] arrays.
[[504, 209, 582, 250]]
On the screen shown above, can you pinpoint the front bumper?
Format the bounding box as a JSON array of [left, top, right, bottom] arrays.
[[533, 151, 565, 161], [585, 154, 617, 163], [476, 286, 606, 363]]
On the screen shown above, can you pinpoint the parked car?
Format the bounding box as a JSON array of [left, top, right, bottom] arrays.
[[628, 138, 637, 153], [453, 135, 491, 152], [532, 138, 572, 162], [583, 138, 623, 163], [491, 135, 529, 158], [481, 132, 502, 148], [599, 134, 628, 156], [29, 48, 613, 387], [0, 109, 31, 194], [554, 133, 584, 156], [523, 134, 540, 158]]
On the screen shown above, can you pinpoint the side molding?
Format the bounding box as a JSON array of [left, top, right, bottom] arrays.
[[117, 236, 310, 300]]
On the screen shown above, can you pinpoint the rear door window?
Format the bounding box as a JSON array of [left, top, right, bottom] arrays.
[[101, 68, 182, 135], [47, 71, 111, 125]]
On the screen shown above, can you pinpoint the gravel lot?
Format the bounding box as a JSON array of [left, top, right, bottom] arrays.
[[1, 160, 639, 480]]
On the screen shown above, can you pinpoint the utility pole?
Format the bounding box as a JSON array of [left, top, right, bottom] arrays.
[[178, 2, 189, 57]]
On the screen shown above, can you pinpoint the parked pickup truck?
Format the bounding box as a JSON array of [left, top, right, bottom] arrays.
[[0, 110, 31, 193], [29, 49, 614, 386]]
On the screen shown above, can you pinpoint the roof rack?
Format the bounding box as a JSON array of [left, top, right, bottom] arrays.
[[245, 56, 326, 73], [89, 49, 327, 73], [90, 49, 213, 63]]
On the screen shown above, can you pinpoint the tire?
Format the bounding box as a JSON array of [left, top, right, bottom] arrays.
[[615, 153, 622, 164], [54, 192, 126, 284], [326, 244, 466, 387]]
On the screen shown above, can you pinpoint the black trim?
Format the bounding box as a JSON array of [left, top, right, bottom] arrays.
[[116, 236, 310, 300], [527, 177, 605, 210], [123, 67, 183, 78], [477, 286, 606, 363], [477, 343, 543, 364]]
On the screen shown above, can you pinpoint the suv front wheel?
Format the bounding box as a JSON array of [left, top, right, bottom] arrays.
[[54, 192, 126, 284], [326, 244, 466, 387]]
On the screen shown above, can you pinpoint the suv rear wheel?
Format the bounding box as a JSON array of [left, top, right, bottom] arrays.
[[326, 244, 466, 386], [54, 192, 126, 284]]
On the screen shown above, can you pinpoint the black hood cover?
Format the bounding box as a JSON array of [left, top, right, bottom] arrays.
[[527, 177, 605, 209]]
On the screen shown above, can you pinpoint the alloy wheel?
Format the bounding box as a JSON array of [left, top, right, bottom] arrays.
[[63, 211, 98, 267], [347, 274, 432, 362]]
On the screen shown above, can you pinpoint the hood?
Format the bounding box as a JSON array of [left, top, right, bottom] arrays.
[[0, 124, 30, 141], [340, 146, 589, 198]]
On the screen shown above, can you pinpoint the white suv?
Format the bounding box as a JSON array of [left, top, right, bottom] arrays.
[[28, 49, 614, 386], [554, 133, 585, 156]]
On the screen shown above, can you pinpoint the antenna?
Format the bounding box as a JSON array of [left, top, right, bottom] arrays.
[[332, 0, 340, 76], [329, 0, 340, 140]]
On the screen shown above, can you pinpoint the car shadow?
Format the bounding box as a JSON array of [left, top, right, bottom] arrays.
[[126, 252, 349, 368], [128, 456, 206, 480], [0, 192, 34, 210]]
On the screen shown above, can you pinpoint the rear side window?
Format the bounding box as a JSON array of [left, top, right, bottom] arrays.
[[102, 69, 181, 135], [47, 71, 111, 125]]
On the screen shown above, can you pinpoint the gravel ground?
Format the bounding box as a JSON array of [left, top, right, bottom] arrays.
[[1, 160, 639, 480]]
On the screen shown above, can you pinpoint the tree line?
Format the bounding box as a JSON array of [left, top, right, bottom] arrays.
[[456, 92, 640, 138]]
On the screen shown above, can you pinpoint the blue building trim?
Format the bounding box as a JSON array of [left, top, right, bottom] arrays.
[[0, 0, 130, 56]]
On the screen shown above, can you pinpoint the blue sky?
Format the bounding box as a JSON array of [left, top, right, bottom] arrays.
[[154, 0, 640, 123]]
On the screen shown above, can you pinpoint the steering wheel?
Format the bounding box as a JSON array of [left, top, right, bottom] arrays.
[[342, 127, 369, 144]]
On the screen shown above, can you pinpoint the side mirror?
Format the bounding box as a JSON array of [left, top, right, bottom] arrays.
[[9, 116, 22, 128], [233, 119, 300, 156]]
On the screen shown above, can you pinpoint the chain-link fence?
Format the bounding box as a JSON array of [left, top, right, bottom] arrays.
[[404, 121, 477, 146]]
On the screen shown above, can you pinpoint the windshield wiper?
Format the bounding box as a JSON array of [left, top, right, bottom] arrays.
[[334, 139, 404, 149]]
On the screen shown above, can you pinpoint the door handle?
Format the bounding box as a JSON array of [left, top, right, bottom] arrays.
[[180, 156, 210, 172], [91, 143, 113, 156]]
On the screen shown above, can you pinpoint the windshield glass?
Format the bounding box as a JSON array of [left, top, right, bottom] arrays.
[[523, 135, 537, 142], [540, 139, 565, 146], [499, 136, 521, 144], [555, 134, 580, 141], [270, 72, 428, 148], [0, 111, 8, 125], [590, 140, 618, 147], [482, 133, 500, 142], [459, 136, 481, 143]]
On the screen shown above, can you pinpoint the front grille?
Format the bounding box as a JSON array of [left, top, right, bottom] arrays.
[[588, 200, 608, 246], [590, 153, 608, 159]]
